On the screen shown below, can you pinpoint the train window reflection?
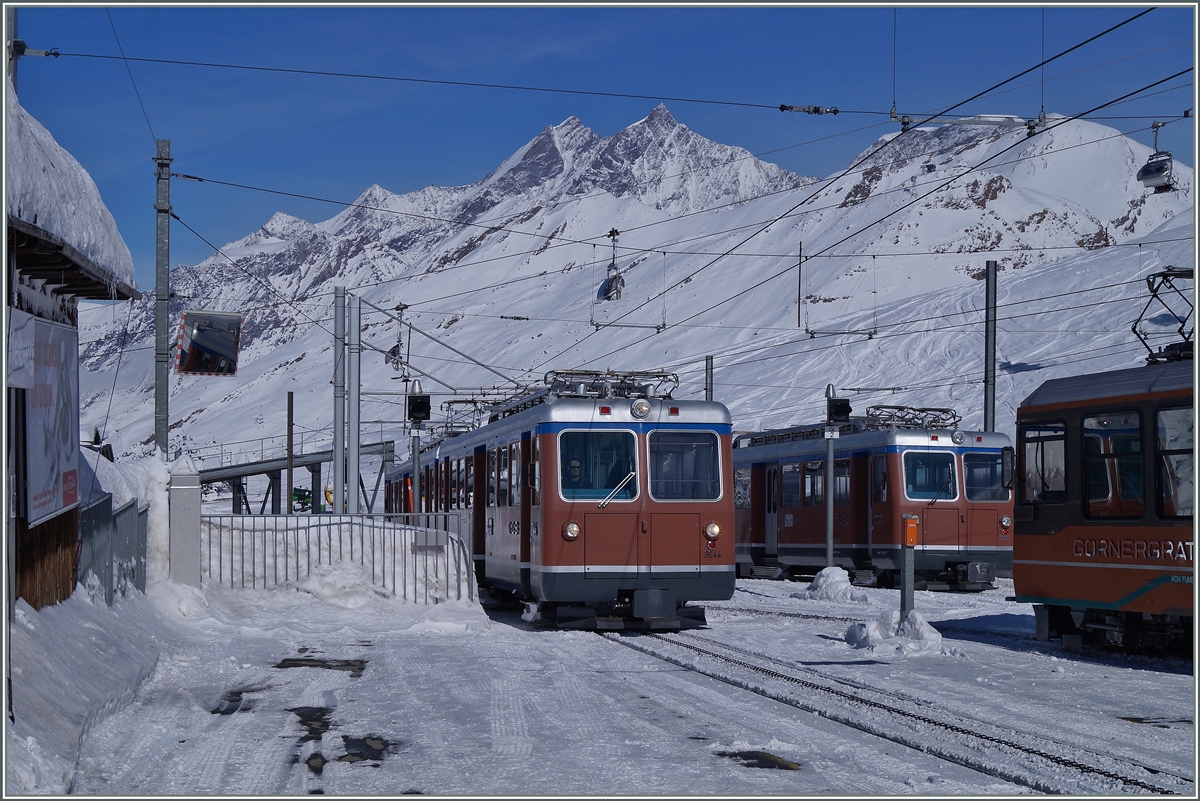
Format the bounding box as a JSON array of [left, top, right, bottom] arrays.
[[1083, 412, 1143, 519], [1020, 423, 1065, 503], [733, 468, 750, 510], [780, 463, 801, 508], [904, 452, 957, 501], [964, 453, 1010, 501], [649, 432, 720, 500], [1157, 407, 1193, 519], [559, 431, 637, 501]]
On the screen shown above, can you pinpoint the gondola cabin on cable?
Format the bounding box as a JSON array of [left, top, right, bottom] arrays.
[[175, 310, 243, 376], [1136, 121, 1176, 193], [1012, 355, 1193, 651], [384, 370, 736, 629], [733, 406, 1015, 590]]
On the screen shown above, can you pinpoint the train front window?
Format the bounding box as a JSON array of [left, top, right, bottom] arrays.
[[1083, 412, 1143, 519], [964, 453, 1010, 501], [1157, 407, 1193, 519], [559, 431, 637, 501], [649, 432, 720, 500], [1019, 423, 1065, 503], [904, 452, 957, 501]]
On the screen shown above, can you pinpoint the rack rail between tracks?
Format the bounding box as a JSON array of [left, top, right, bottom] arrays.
[[199, 513, 474, 604]]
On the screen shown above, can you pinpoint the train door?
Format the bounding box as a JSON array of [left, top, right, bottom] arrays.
[[869, 454, 887, 550], [764, 464, 779, 558], [471, 447, 486, 584], [519, 431, 532, 597]]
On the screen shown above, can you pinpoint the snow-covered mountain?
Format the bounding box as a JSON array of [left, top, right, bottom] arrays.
[[78, 105, 1193, 469]]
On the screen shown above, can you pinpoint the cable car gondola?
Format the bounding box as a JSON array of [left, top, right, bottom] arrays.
[[1137, 152, 1174, 192], [1137, 122, 1176, 193]]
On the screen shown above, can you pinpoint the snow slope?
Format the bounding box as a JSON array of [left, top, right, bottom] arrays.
[[75, 106, 1192, 474]]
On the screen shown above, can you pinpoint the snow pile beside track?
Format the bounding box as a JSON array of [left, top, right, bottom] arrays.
[[845, 608, 944, 654], [789, 566, 868, 604]]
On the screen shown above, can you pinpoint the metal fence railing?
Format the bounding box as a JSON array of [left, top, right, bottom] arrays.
[[79, 495, 149, 606], [198, 513, 474, 604]]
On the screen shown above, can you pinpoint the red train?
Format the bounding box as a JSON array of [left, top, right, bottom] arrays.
[[1012, 358, 1193, 650], [385, 370, 736, 629], [732, 406, 1015, 590]]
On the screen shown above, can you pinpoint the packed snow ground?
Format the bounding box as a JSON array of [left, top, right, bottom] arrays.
[[6, 458, 1194, 796]]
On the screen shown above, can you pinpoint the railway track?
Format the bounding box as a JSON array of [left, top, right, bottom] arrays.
[[603, 630, 1193, 795], [711, 604, 1033, 643]]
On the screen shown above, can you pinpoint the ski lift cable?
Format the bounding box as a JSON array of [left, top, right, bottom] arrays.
[[534, 15, 1172, 368], [558, 66, 1193, 372]]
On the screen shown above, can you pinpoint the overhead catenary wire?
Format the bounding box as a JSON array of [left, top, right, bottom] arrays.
[[550, 65, 1192, 373]]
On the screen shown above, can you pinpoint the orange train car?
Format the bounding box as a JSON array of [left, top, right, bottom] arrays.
[[386, 371, 735, 629], [732, 406, 1015, 590], [1013, 359, 1193, 650]]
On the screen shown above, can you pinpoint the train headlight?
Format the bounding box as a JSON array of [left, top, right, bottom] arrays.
[[631, 398, 651, 418], [703, 522, 721, 541], [1001, 516, 1012, 528], [951, 430, 966, 445], [562, 521, 581, 541]]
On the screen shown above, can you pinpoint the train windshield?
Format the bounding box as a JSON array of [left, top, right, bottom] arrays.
[[649, 431, 720, 500], [559, 430, 637, 501], [963, 453, 1010, 501], [903, 451, 957, 501]]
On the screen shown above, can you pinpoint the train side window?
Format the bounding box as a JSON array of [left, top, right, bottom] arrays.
[[964, 453, 1010, 501], [803, 463, 823, 506], [834, 459, 850, 505], [802, 460, 850, 505], [1083, 412, 1143, 519], [733, 468, 750, 509], [872, 456, 887, 503], [780, 463, 801, 508], [1156, 406, 1193, 519], [465, 458, 474, 508], [529, 437, 540, 506], [1019, 423, 1065, 503], [509, 443, 521, 507], [487, 448, 497, 507], [498, 445, 511, 506]]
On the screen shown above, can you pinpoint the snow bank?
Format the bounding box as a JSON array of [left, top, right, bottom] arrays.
[[6, 585, 172, 794], [845, 609, 944, 655], [789, 566, 868, 604]]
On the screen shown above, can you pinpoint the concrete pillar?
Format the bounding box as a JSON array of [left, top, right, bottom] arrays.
[[169, 457, 201, 587]]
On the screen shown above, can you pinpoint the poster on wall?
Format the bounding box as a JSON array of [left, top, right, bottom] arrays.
[[20, 313, 80, 527]]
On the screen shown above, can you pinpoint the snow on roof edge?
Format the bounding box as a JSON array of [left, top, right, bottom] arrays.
[[5, 76, 138, 292]]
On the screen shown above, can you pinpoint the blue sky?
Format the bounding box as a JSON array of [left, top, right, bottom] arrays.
[[9, 4, 1195, 290]]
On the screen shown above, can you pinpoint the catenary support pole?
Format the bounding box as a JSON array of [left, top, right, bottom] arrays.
[[347, 294, 361, 514], [333, 287, 346, 514], [286, 391, 293, 515], [984, 260, 997, 432], [154, 140, 171, 456], [705, 356, 714, 401], [824, 384, 835, 568]]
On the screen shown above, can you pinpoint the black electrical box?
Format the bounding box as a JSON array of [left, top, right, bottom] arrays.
[[407, 394, 431, 421]]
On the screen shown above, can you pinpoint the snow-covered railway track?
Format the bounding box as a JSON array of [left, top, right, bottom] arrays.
[[604, 631, 1193, 795], [714, 605, 1033, 643]]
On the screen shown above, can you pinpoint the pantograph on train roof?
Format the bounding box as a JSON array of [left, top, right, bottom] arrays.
[[736, 405, 964, 448]]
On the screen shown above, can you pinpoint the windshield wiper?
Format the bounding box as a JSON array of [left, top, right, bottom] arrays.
[[927, 473, 954, 507], [599, 471, 635, 508]]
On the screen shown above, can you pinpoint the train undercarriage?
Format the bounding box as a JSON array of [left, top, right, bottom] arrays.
[[1035, 604, 1193, 652]]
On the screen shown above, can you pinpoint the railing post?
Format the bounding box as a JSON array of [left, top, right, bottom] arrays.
[[169, 456, 202, 587]]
